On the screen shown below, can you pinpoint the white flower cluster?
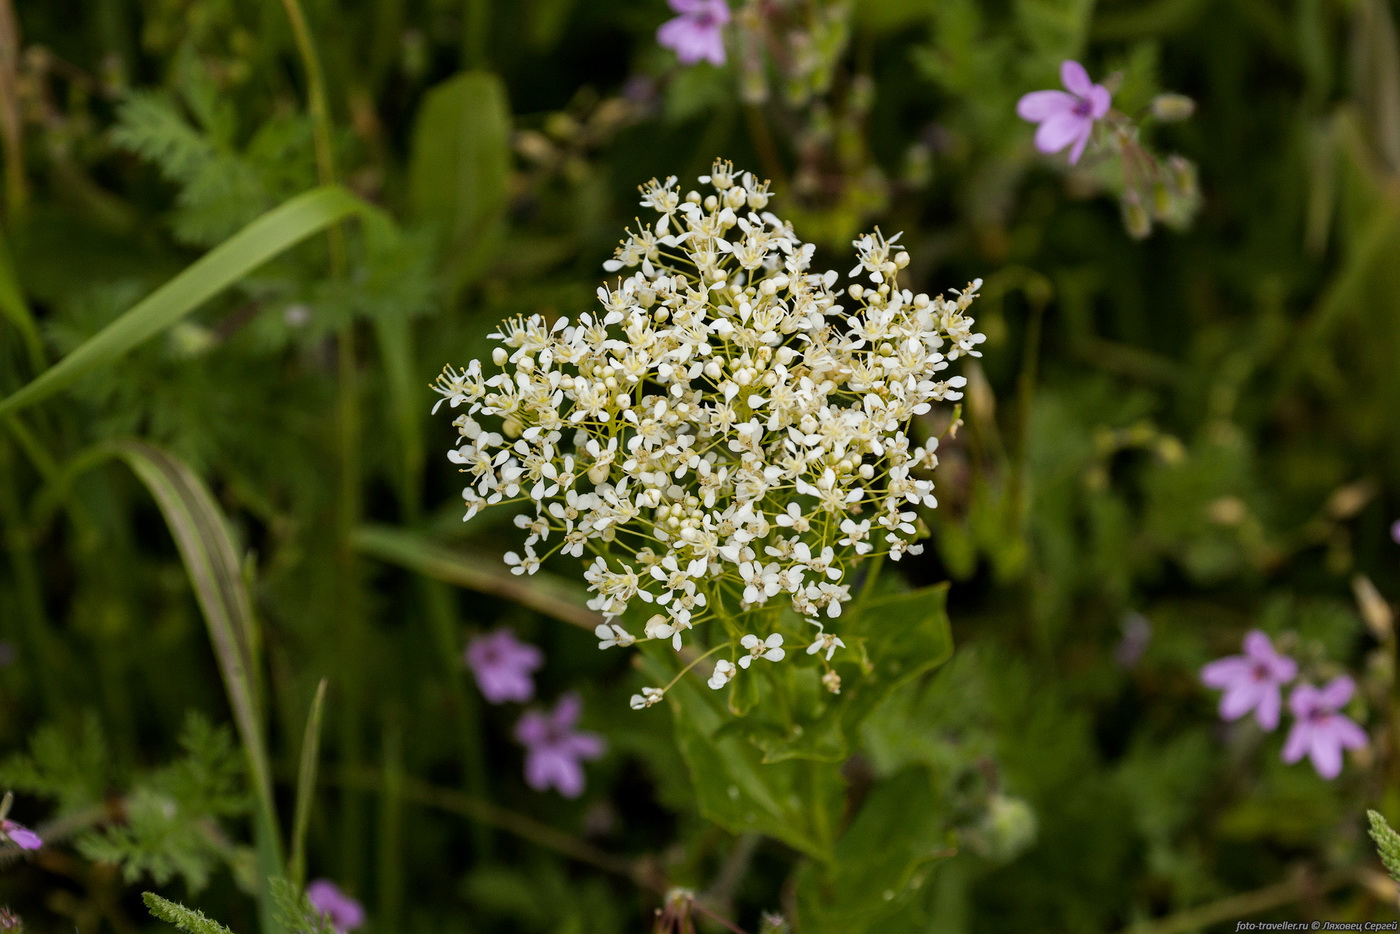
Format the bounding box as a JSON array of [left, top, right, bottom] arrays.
[[434, 159, 983, 707]]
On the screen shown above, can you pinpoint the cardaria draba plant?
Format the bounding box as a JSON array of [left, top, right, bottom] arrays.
[[433, 159, 983, 708]]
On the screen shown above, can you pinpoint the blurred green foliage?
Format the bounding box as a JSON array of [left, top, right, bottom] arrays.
[[2, 0, 1400, 931]]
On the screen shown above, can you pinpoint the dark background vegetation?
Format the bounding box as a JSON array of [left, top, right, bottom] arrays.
[[3, 0, 1400, 930]]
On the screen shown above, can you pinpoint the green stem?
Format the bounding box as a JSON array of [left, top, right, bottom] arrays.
[[463, 0, 489, 69]]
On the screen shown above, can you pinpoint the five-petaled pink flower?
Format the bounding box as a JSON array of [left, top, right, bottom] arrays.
[[1016, 60, 1112, 164], [515, 692, 606, 798], [307, 879, 365, 934], [1200, 630, 1297, 731], [657, 0, 730, 67], [465, 628, 544, 704], [0, 818, 42, 851], [1282, 676, 1368, 780]]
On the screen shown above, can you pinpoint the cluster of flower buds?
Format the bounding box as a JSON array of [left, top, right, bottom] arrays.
[[435, 160, 982, 708]]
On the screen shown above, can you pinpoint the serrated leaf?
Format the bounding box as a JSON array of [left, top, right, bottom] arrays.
[[1368, 809, 1400, 885], [143, 893, 239, 934], [648, 650, 843, 861]]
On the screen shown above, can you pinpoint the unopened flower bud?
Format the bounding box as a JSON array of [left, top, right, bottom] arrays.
[[1150, 93, 1196, 122], [1122, 196, 1152, 239]]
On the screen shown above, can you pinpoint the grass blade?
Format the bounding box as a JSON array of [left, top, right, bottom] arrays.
[[289, 678, 329, 889], [352, 523, 602, 631], [0, 185, 372, 419], [114, 440, 284, 933]]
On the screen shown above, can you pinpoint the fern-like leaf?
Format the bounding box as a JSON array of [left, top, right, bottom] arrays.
[[1367, 809, 1400, 885], [142, 893, 238, 934]]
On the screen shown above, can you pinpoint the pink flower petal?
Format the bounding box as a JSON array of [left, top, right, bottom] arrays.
[[1282, 720, 1311, 764], [1317, 675, 1354, 710], [1087, 85, 1112, 119], [1254, 685, 1281, 731], [1016, 90, 1075, 121], [1060, 60, 1094, 97], [1331, 715, 1369, 750], [1288, 683, 1320, 718], [1067, 126, 1092, 165], [1219, 680, 1263, 721], [1200, 656, 1249, 688], [1308, 733, 1343, 779], [1034, 111, 1089, 154]]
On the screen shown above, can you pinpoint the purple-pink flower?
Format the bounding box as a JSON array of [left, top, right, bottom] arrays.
[[1200, 630, 1297, 730], [515, 692, 606, 798], [307, 879, 365, 934], [1391, 518, 1400, 545], [657, 0, 730, 67], [1282, 677, 1368, 779], [0, 818, 41, 851], [1016, 60, 1112, 165], [465, 628, 544, 704]]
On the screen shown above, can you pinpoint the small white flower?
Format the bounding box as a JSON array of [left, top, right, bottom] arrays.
[[805, 628, 847, 661], [630, 687, 665, 709], [739, 633, 785, 668], [594, 623, 635, 650], [707, 659, 737, 690], [644, 614, 676, 642]]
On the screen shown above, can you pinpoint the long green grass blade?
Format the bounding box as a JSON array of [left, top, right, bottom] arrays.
[[352, 523, 602, 631], [0, 185, 371, 419], [289, 678, 329, 889], [113, 440, 284, 934]]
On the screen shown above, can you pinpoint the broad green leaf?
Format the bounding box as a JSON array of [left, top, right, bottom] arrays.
[[352, 524, 601, 631], [406, 71, 511, 294], [728, 584, 953, 764], [0, 185, 373, 418], [648, 650, 844, 862], [113, 441, 284, 927], [795, 767, 951, 933]]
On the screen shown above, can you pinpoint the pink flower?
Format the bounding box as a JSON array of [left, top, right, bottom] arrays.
[[1283, 677, 1368, 780], [0, 818, 42, 851], [657, 0, 730, 67], [514, 693, 606, 798], [1391, 519, 1400, 545], [307, 879, 365, 933], [1200, 630, 1297, 730], [465, 628, 544, 704], [1016, 60, 1112, 164]]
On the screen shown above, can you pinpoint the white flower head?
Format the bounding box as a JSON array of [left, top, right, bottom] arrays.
[[434, 161, 982, 706]]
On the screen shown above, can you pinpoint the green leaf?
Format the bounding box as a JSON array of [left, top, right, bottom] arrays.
[[112, 441, 284, 928], [650, 651, 844, 862], [1368, 809, 1400, 885], [143, 893, 239, 934], [289, 679, 329, 889], [406, 71, 511, 294], [352, 524, 601, 631], [736, 584, 954, 764], [0, 185, 373, 419], [795, 768, 952, 933]]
